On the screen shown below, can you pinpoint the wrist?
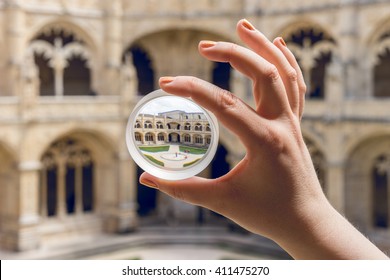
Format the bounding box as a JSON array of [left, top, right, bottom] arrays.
[[273, 197, 388, 259]]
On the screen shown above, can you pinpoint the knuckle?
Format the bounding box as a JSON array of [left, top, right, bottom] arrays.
[[285, 67, 298, 83], [215, 88, 239, 112], [264, 64, 280, 82], [187, 76, 201, 93], [226, 43, 239, 61], [299, 83, 307, 95]]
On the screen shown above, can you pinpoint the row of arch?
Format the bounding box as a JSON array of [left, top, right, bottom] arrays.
[[135, 132, 211, 146], [8, 17, 390, 98], [0, 129, 389, 242], [135, 120, 211, 132]]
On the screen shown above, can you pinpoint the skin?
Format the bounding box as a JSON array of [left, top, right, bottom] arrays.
[[139, 19, 388, 260]]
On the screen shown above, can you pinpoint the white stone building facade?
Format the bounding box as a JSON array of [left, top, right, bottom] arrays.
[[0, 0, 389, 253], [134, 111, 211, 147]]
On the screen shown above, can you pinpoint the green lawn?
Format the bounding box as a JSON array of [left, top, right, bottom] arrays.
[[183, 158, 201, 167], [144, 154, 164, 166], [179, 145, 207, 155], [139, 146, 170, 153]]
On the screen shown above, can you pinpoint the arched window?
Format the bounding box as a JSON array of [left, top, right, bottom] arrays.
[[145, 133, 154, 142], [184, 123, 191, 131], [157, 133, 165, 142], [205, 136, 211, 145], [286, 27, 335, 99], [144, 121, 153, 129], [205, 124, 211, 132], [184, 134, 191, 143], [123, 46, 154, 95], [194, 123, 202, 131], [135, 132, 142, 142], [29, 28, 93, 96], [372, 154, 390, 228], [135, 121, 141, 128], [40, 138, 94, 217], [195, 135, 203, 145], [156, 122, 164, 129]]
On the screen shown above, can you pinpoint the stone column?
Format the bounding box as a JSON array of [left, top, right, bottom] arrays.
[[5, 2, 26, 97], [338, 2, 360, 98], [325, 55, 344, 119], [112, 147, 138, 233], [103, 0, 123, 96], [2, 161, 41, 251], [325, 125, 346, 214], [56, 158, 66, 217]]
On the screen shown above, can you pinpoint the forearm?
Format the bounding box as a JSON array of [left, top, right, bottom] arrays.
[[275, 200, 389, 260]]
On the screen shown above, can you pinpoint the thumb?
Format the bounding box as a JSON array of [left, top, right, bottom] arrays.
[[139, 172, 224, 210]]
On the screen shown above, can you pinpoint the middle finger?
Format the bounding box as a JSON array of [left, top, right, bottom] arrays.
[[237, 19, 300, 118]]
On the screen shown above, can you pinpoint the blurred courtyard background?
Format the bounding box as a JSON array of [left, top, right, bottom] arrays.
[[0, 0, 390, 259]]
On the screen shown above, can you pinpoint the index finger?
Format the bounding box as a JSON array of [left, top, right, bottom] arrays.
[[159, 76, 267, 149]]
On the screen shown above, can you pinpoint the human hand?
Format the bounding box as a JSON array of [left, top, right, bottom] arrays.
[[139, 19, 388, 259]]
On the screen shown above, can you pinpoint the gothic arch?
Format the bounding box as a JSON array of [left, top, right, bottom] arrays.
[[365, 17, 390, 98], [26, 20, 98, 96], [22, 126, 117, 163], [123, 28, 234, 91], [26, 19, 98, 53], [273, 19, 336, 43], [275, 19, 338, 99], [345, 131, 390, 159], [38, 129, 119, 224], [37, 128, 118, 172], [345, 136, 390, 233]]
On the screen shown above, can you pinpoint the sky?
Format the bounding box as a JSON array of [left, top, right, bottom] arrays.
[[139, 96, 204, 115]]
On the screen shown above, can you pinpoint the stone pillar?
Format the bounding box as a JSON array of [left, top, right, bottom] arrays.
[[325, 126, 346, 214], [103, 0, 122, 96], [5, 3, 26, 97], [111, 148, 138, 233], [362, 58, 374, 99], [104, 133, 138, 233], [338, 2, 360, 98], [325, 55, 344, 119], [2, 161, 41, 251]]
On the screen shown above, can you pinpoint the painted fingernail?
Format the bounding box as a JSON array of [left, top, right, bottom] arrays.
[[199, 40, 216, 49], [140, 178, 158, 189], [279, 37, 287, 47], [242, 19, 255, 31], [159, 76, 175, 85]]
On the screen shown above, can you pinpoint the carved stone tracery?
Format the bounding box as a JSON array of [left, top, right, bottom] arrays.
[[286, 28, 337, 98], [26, 27, 92, 97], [41, 138, 94, 218]]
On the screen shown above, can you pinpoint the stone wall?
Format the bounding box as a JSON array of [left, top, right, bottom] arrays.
[[0, 0, 389, 252]]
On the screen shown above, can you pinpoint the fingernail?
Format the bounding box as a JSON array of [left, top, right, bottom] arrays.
[[242, 19, 255, 31], [279, 37, 287, 47], [199, 40, 216, 49], [140, 178, 158, 189], [159, 76, 175, 85]]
